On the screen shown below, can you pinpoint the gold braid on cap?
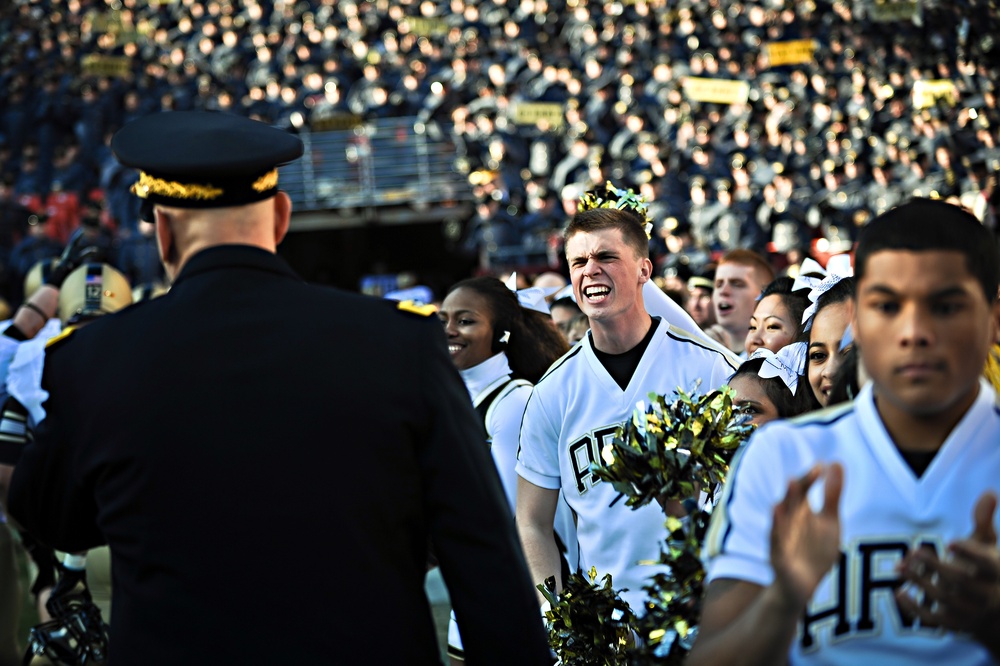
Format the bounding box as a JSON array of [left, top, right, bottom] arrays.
[[132, 172, 224, 201], [252, 169, 279, 192], [577, 181, 654, 239]]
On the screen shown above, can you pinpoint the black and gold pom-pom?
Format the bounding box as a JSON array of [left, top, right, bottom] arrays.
[[577, 181, 654, 239], [591, 386, 754, 511], [538, 567, 636, 666]]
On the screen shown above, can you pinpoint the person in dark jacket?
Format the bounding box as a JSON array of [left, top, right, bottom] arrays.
[[2, 111, 551, 666]]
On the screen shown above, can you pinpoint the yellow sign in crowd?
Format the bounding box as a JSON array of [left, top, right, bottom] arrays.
[[765, 39, 817, 67]]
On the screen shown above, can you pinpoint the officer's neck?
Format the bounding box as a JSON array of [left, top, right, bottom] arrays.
[[157, 199, 287, 279]]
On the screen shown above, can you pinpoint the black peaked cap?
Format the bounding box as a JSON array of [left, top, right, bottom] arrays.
[[112, 111, 304, 212]]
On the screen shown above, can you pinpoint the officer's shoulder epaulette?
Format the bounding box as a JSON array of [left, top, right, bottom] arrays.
[[45, 325, 77, 350], [395, 300, 437, 317]]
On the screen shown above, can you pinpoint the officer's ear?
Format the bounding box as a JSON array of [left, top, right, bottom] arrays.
[[153, 207, 178, 270], [273, 192, 291, 246]]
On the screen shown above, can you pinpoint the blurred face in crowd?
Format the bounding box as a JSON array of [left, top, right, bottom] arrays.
[[661, 273, 686, 295], [853, 250, 999, 419], [550, 302, 578, 342], [686, 286, 715, 328], [439, 287, 495, 371], [690, 184, 707, 205], [728, 374, 780, 427], [567, 316, 589, 345], [807, 301, 852, 406], [746, 294, 796, 355], [561, 195, 578, 217], [533, 272, 566, 298], [714, 262, 766, 349]]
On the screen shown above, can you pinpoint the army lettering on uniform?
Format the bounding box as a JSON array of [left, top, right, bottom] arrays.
[[569, 425, 620, 495], [801, 552, 851, 649], [800, 537, 945, 652], [856, 541, 911, 633]]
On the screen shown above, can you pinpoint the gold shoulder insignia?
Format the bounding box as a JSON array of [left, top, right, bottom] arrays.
[[396, 300, 437, 317], [45, 326, 78, 350]]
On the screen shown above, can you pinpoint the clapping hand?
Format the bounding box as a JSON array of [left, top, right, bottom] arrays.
[[770, 463, 844, 610], [897, 492, 1000, 656]]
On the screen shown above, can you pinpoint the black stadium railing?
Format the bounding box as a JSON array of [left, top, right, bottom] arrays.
[[280, 116, 475, 230]]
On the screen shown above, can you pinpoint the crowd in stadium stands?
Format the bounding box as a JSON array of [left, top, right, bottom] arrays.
[[1, 0, 999, 305]]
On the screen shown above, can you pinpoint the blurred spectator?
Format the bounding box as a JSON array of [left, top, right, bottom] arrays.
[[658, 217, 711, 280], [685, 271, 717, 331], [49, 143, 90, 199], [518, 187, 563, 263], [565, 312, 589, 345], [0, 0, 998, 283], [8, 215, 60, 304], [76, 199, 117, 266], [549, 296, 582, 344], [13, 150, 43, 203], [0, 177, 31, 258], [530, 272, 567, 301], [712, 249, 776, 356], [117, 220, 165, 288]]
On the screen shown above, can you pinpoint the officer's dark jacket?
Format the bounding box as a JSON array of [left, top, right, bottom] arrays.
[[10, 245, 550, 665]]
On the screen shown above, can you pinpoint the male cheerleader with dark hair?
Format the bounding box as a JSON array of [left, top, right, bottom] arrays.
[[692, 198, 1000, 665]]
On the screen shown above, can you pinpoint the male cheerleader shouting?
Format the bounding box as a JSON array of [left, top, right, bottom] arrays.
[[692, 197, 1000, 665], [516, 196, 738, 613]]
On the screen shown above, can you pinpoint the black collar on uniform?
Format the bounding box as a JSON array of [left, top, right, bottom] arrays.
[[170, 245, 301, 288]]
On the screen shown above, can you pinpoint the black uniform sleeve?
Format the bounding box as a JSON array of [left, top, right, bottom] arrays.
[[413, 318, 551, 665], [8, 349, 104, 552]]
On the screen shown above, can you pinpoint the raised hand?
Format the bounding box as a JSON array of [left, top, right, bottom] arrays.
[[46, 227, 90, 287], [770, 463, 844, 610]]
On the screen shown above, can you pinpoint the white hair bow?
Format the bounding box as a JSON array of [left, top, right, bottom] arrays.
[[801, 273, 849, 331], [791, 257, 827, 292], [826, 254, 853, 280], [751, 342, 806, 394], [504, 272, 561, 315], [552, 284, 575, 302], [792, 256, 853, 294]]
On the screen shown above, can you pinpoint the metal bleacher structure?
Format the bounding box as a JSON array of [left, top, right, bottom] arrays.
[[280, 116, 475, 231]]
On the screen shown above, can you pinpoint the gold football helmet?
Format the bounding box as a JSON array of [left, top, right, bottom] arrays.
[[57, 264, 132, 325]]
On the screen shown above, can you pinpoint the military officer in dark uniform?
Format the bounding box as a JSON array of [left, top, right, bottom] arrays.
[[3, 112, 551, 665]]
